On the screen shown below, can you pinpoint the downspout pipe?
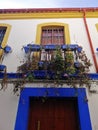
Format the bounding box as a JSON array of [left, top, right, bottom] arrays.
[[83, 10, 98, 73]]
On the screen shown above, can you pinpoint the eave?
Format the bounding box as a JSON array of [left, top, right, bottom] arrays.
[[0, 7, 98, 19]]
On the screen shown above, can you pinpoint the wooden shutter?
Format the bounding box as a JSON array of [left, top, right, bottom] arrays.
[[41, 26, 64, 45]]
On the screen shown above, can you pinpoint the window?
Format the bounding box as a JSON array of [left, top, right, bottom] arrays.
[[35, 23, 70, 45], [0, 27, 7, 46], [41, 26, 64, 45], [35, 23, 70, 60], [0, 24, 11, 58], [41, 26, 65, 61]]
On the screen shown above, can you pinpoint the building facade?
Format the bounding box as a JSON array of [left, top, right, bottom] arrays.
[[0, 8, 98, 130]]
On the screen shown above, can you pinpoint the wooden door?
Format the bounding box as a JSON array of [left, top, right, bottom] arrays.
[[28, 97, 80, 130]]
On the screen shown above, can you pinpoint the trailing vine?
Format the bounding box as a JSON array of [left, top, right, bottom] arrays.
[[0, 44, 93, 95]]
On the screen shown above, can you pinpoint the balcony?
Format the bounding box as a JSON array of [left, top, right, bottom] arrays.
[[0, 44, 97, 93]]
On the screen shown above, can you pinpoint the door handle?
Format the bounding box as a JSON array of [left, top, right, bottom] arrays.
[[37, 120, 40, 130]]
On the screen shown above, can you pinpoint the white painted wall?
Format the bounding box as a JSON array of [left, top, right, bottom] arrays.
[[0, 84, 98, 130], [0, 85, 19, 130], [0, 18, 97, 72], [87, 91, 98, 130], [0, 17, 98, 130], [86, 18, 98, 64]]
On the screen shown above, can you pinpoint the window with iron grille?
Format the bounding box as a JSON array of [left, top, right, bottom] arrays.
[[41, 26, 65, 45], [0, 27, 7, 46]]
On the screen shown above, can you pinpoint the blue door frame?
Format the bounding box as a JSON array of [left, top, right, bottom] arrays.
[[14, 88, 92, 130]]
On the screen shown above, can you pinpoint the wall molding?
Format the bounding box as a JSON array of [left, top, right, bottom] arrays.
[[35, 22, 70, 44]]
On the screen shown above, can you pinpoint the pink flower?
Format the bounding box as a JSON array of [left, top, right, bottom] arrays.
[[64, 73, 68, 77]]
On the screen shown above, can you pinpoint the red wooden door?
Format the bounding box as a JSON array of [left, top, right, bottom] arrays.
[[28, 98, 80, 130]]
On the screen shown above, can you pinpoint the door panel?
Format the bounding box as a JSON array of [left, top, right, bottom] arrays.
[[28, 98, 80, 130]]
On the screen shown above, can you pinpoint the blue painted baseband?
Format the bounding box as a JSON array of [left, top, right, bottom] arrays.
[[0, 72, 98, 80], [14, 88, 92, 130]]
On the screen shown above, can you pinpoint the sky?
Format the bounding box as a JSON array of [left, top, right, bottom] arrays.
[[0, 0, 98, 9]]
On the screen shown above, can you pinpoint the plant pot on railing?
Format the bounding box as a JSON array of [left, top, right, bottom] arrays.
[[44, 44, 58, 51], [27, 44, 41, 51], [23, 44, 41, 53], [23, 46, 30, 53], [33, 70, 47, 79], [61, 44, 78, 51], [77, 46, 82, 53]]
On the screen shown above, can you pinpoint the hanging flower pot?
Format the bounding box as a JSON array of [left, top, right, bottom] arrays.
[[4, 45, 12, 53]]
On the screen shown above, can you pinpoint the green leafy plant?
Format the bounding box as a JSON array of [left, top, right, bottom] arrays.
[[65, 52, 74, 63], [53, 48, 65, 77]]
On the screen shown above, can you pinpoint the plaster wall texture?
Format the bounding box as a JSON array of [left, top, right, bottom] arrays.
[[0, 18, 97, 72]]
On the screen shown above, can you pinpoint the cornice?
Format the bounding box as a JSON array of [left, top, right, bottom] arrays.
[[0, 7, 98, 13], [0, 8, 98, 19]]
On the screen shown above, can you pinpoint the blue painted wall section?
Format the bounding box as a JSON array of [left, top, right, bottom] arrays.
[[14, 88, 92, 130], [77, 89, 92, 130], [0, 72, 98, 80]]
